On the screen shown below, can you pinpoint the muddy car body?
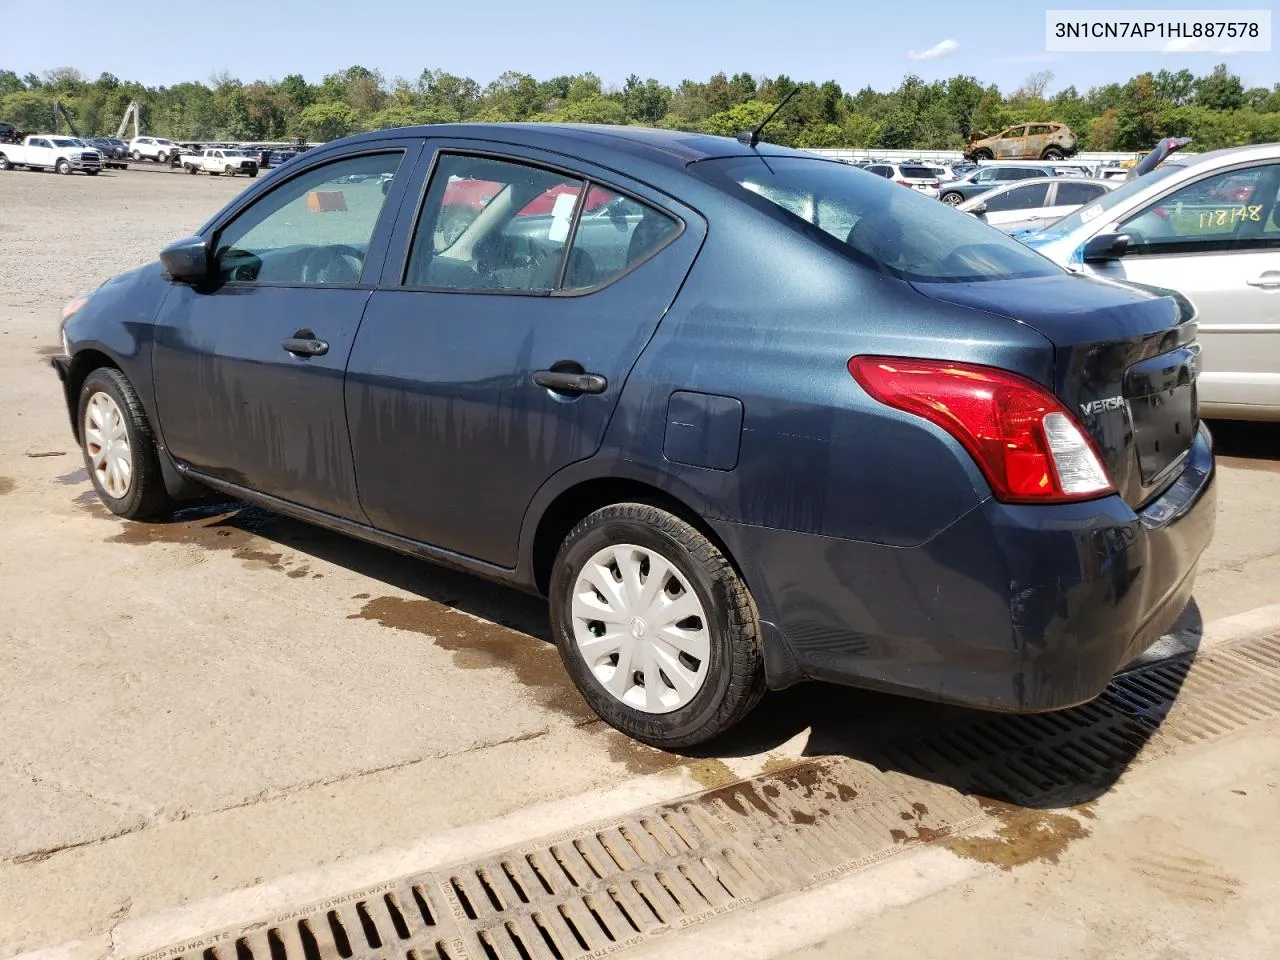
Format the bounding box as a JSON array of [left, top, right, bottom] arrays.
[[965, 123, 1079, 162], [51, 123, 1215, 748]]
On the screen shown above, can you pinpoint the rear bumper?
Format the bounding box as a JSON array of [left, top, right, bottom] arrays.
[[713, 422, 1216, 711]]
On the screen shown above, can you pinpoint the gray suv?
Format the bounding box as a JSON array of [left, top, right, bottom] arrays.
[[939, 164, 1060, 206]]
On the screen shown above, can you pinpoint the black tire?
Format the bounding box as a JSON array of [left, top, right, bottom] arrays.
[[56, 159, 71, 175], [86, 169, 99, 176], [77, 367, 174, 520], [131, 150, 142, 161], [248, 169, 258, 178], [972, 148, 994, 161], [224, 165, 235, 176], [0, 152, 10, 171], [209, 170, 220, 176], [549, 503, 765, 749], [1042, 147, 1065, 161], [940, 191, 964, 206]]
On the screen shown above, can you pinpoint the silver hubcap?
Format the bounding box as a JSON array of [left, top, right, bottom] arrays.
[[84, 391, 132, 499], [571, 543, 711, 714]]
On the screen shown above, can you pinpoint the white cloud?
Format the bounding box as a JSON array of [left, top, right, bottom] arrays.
[[1163, 37, 1236, 53], [907, 39, 959, 61]]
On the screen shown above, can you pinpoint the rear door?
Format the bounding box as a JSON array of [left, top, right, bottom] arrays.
[[1095, 160, 1280, 413], [347, 143, 706, 567]]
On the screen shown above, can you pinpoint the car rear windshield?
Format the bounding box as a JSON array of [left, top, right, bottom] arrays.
[[692, 155, 1059, 283], [899, 166, 937, 179]]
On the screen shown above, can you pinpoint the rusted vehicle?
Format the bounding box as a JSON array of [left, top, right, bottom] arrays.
[[964, 123, 1078, 162]]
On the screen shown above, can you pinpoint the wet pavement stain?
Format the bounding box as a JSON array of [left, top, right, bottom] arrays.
[[942, 796, 1089, 870], [101, 501, 304, 574], [351, 595, 596, 723], [56, 468, 88, 485], [0, 477, 14, 496]]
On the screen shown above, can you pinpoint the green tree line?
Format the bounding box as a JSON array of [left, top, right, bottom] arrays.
[[3, 63, 1278, 151]]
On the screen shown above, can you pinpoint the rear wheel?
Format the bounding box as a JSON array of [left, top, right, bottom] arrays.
[[56, 159, 71, 175], [1042, 146, 1065, 161], [941, 191, 964, 206], [86, 169, 99, 176], [972, 148, 993, 161], [0, 152, 10, 171], [77, 368, 174, 520], [131, 150, 142, 161], [549, 503, 765, 748]]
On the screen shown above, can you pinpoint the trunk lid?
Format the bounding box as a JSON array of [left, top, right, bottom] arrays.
[[911, 273, 1200, 508]]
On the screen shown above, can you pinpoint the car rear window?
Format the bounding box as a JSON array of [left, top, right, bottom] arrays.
[[692, 155, 1058, 284], [899, 166, 936, 179]]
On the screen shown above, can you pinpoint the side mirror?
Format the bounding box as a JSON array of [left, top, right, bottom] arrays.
[[970, 201, 988, 218], [1082, 232, 1130, 263], [160, 236, 210, 283]]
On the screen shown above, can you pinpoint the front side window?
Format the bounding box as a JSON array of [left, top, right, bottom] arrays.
[[563, 186, 680, 291], [1120, 163, 1280, 255], [985, 183, 1049, 212], [693, 155, 1059, 284], [214, 151, 404, 285]]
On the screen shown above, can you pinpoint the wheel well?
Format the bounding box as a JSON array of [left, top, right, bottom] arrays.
[[530, 478, 739, 596], [63, 350, 119, 440]]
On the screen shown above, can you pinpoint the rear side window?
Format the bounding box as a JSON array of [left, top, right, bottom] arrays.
[[985, 183, 1049, 212], [1054, 181, 1106, 206], [693, 155, 1059, 284], [563, 185, 679, 291], [405, 154, 585, 292]]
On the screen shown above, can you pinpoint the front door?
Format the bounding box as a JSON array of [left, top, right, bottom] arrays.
[[1090, 160, 1280, 412], [346, 145, 704, 567], [152, 144, 419, 518]]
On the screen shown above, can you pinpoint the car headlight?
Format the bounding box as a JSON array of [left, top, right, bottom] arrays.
[[61, 295, 89, 321]]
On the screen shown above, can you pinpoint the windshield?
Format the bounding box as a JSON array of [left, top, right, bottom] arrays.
[[1034, 163, 1186, 240], [693, 155, 1058, 283]]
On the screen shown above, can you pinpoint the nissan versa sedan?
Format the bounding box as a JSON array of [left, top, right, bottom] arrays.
[[52, 124, 1216, 748], [1022, 142, 1280, 420], [958, 177, 1115, 233]]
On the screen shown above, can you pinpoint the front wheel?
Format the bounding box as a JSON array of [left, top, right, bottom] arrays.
[[56, 159, 71, 175], [972, 148, 993, 161], [1042, 147, 1065, 161], [131, 150, 142, 161], [549, 503, 765, 748], [77, 368, 174, 520], [86, 169, 99, 176], [0, 152, 10, 171], [224, 165, 235, 176], [940, 191, 964, 206]]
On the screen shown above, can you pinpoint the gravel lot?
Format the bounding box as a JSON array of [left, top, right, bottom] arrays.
[[2, 166, 1280, 959]]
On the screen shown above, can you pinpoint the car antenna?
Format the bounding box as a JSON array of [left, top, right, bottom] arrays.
[[737, 88, 800, 147]]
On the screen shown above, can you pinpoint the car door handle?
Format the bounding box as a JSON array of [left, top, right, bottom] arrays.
[[1246, 274, 1280, 289], [282, 335, 329, 357], [532, 370, 608, 395]]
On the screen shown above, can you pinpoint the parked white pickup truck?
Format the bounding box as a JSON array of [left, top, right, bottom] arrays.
[[0, 135, 102, 175], [181, 148, 259, 177]]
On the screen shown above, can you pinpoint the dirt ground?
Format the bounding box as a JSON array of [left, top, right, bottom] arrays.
[[2, 167, 1280, 960]]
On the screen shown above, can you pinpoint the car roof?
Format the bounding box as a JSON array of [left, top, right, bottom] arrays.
[[334, 123, 803, 171], [1168, 142, 1280, 171]]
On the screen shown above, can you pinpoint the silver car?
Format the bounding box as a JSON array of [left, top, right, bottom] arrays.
[[956, 176, 1115, 233], [1022, 143, 1280, 421]]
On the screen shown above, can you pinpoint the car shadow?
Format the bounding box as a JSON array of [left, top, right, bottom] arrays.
[[698, 600, 1205, 810], [1209, 419, 1280, 469], [134, 494, 1204, 812]]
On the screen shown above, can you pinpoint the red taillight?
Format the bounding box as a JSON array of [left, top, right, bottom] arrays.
[[895, 179, 912, 187], [848, 357, 1116, 503]]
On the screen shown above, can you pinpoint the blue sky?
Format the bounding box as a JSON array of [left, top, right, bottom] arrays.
[[1, 0, 1274, 93]]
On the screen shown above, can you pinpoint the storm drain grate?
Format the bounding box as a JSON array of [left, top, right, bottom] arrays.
[[132, 631, 1280, 960]]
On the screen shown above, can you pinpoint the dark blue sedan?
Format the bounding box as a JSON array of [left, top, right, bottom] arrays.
[[52, 124, 1215, 748]]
